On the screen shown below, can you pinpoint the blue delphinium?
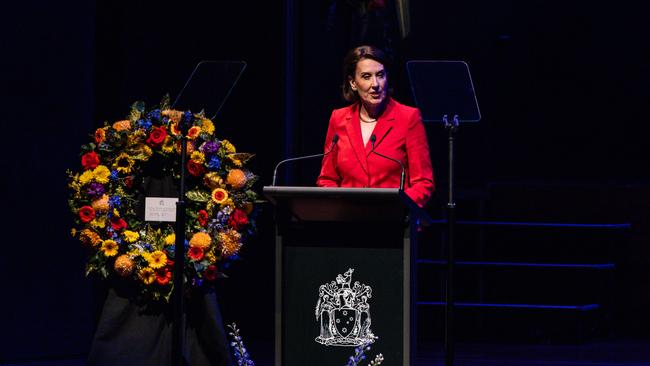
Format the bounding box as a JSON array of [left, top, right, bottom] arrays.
[[227, 323, 255, 366]]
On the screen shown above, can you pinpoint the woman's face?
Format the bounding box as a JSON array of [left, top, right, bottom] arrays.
[[349, 58, 387, 109]]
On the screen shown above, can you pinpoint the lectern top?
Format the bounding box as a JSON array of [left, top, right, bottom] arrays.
[[262, 186, 432, 224]]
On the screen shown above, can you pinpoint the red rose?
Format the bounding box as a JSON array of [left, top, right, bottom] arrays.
[[146, 126, 167, 146], [227, 209, 249, 230], [79, 205, 96, 223], [124, 176, 134, 189], [204, 265, 218, 281], [81, 151, 100, 170], [156, 269, 172, 286], [198, 210, 209, 227], [187, 160, 205, 177], [111, 217, 128, 231], [188, 246, 204, 261]]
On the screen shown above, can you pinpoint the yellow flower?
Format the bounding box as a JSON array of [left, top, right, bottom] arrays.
[[80, 229, 103, 247], [162, 136, 175, 153], [113, 153, 135, 174], [201, 119, 215, 135], [90, 217, 107, 229], [211, 188, 228, 204], [113, 208, 121, 217], [164, 233, 176, 246], [205, 250, 217, 263], [101, 239, 119, 257], [147, 250, 167, 269], [71, 228, 77, 237], [218, 230, 242, 258], [138, 267, 156, 285], [79, 170, 94, 185], [191, 151, 205, 164], [226, 169, 247, 190], [230, 158, 243, 167], [221, 140, 236, 154], [123, 230, 139, 243], [189, 232, 212, 249], [93, 165, 111, 184], [204, 172, 224, 189]]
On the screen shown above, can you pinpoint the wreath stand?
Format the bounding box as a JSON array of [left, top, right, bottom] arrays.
[[171, 61, 247, 366]]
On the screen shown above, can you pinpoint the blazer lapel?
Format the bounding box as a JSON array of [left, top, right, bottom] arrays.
[[344, 104, 369, 175], [365, 98, 396, 156]]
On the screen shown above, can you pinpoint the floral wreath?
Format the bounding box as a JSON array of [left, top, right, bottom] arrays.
[[67, 96, 259, 303]]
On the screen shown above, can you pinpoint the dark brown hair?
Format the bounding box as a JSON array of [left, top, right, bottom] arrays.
[[341, 45, 392, 102]]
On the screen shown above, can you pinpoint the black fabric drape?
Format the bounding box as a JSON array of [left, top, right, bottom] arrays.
[[87, 167, 232, 366]]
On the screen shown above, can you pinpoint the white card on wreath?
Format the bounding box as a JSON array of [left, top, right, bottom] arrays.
[[144, 197, 178, 222]]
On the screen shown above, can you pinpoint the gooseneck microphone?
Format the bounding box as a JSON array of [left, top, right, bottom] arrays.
[[369, 134, 406, 191], [272, 134, 339, 186]]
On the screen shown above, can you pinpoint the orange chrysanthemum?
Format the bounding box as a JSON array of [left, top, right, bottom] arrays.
[[112, 120, 131, 131], [91, 194, 110, 213], [226, 169, 247, 190], [218, 230, 242, 258], [114, 255, 135, 277], [189, 232, 212, 249], [94, 128, 106, 144]]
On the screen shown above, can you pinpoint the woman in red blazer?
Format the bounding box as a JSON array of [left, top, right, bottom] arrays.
[[317, 45, 435, 207]]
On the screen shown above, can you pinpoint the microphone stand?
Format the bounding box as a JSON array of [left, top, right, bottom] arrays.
[[172, 113, 190, 366], [443, 114, 458, 366], [370, 135, 406, 190], [272, 135, 338, 186]]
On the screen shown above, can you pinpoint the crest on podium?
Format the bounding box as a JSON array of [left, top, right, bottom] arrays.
[[315, 268, 375, 346]]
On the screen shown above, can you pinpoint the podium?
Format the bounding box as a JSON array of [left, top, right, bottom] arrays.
[[263, 186, 432, 366]]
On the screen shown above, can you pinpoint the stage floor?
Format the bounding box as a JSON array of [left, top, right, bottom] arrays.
[[4, 338, 650, 366]]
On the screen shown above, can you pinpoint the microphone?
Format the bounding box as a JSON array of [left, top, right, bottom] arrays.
[[272, 134, 339, 186], [369, 134, 406, 191]]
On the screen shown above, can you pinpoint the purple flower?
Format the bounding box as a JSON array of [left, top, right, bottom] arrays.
[[86, 183, 105, 198], [201, 141, 220, 155]]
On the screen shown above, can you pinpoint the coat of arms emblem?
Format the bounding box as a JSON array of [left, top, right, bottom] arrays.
[[315, 268, 375, 346]]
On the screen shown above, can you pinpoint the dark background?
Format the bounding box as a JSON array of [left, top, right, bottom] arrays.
[[1, 0, 649, 362]]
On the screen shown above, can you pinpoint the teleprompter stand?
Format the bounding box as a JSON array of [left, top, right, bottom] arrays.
[[407, 60, 481, 366], [263, 186, 432, 366]]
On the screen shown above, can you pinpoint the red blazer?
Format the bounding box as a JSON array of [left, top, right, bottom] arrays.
[[317, 98, 435, 207]]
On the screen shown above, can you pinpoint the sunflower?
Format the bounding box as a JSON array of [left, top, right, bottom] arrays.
[[101, 239, 119, 257], [113, 153, 135, 174], [123, 230, 139, 243], [147, 250, 168, 269], [138, 267, 156, 285], [211, 188, 228, 204], [201, 118, 215, 135], [191, 151, 205, 164]]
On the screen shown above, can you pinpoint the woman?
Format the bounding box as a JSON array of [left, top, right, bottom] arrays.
[[317, 45, 435, 207]]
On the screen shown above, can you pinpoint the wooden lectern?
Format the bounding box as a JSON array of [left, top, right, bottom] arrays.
[[263, 186, 431, 366]]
